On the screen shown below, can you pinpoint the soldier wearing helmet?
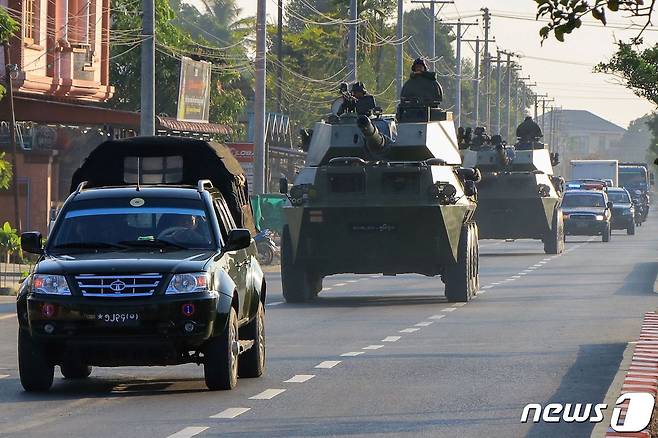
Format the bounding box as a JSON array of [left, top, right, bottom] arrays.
[[400, 58, 444, 104]]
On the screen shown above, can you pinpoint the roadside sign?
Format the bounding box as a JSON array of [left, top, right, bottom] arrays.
[[177, 57, 212, 123], [227, 143, 255, 193]]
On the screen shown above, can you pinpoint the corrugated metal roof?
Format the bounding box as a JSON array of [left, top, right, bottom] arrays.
[[156, 117, 232, 135]]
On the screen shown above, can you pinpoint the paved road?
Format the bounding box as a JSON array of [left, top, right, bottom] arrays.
[[0, 217, 656, 437]]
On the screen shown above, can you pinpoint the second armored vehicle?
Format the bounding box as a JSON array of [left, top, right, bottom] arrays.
[[461, 132, 564, 254], [280, 89, 480, 303]]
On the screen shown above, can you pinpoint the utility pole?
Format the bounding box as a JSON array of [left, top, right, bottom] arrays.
[[534, 93, 548, 121], [443, 20, 477, 128], [347, 0, 358, 81], [276, 0, 283, 113], [140, 0, 155, 135], [411, 0, 453, 72], [254, 0, 267, 194], [505, 54, 513, 141], [464, 32, 493, 128], [3, 44, 21, 232], [396, 0, 404, 98], [481, 8, 492, 131], [495, 51, 501, 135]]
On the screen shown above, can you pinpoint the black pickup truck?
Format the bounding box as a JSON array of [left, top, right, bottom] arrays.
[[17, 137, 266, 392]]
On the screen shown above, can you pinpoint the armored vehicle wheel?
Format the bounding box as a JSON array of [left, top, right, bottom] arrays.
[[602, 223, 611, 242], [18, 329, 54, 392], [281, 225, 317, 303], [627, 221, 636, 235], [444, 222, 477, 303], [472, 223, 480, 292], [544, 208, 565, 255], [60, 362, 92, 379], [238, 300, 265, 378], [204, 307, 238, 390]]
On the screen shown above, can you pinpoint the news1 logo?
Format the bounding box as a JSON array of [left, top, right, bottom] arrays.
[[520, 393, 655, 432]]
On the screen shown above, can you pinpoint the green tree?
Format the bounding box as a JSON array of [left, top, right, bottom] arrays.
[[534, 0, 656, 42], [0, 8, 19, 101], [108, 0, 245, 129]]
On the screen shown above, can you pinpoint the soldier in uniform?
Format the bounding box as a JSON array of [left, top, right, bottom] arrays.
[[337, 82, 369, 115], [400, 58, 443, 104], [516, 116, 543, 142]]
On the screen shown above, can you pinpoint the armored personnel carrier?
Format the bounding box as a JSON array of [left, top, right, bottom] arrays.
[[461, 131, 564, 254], [280, 92, 481, 303]]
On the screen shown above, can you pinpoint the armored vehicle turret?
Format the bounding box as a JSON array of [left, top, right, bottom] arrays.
[[461, 131, 565, 254], [280, 90, 481, 303]]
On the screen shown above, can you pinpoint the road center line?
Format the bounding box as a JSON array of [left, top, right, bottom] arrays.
[[334, 283, 347, 287], [266, 301, 283, 307], [315, 361, 341, 369], [453, 303, 466, 307], [382, 336, 401, 342], [0, 314, 15, 321], [284, 374, 315, 383], [323, 287, 333, 291], [210, 407, 251, 419], [442, 307, 456, 312], [249, 389, 286, 400], [482, 285, 494, 289], [0, 374, 9, 379], [347, 280, 358, 283], [400, 328, 420, 333], [340, 351, 364, 357], [429, 314, 446, 320], [166, 427, 209, 438], [415, 321, 434, 327], [363, 345, 384, 350]]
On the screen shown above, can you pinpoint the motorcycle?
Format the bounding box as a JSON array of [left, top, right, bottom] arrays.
[[254, 229, 279, 265], [632, 190, 650, 225]]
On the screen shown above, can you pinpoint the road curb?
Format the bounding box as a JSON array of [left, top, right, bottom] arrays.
[[604, 312, 658, 438]]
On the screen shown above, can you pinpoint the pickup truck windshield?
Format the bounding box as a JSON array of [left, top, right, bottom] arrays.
[[607, 192, 630, 204], [49, 197, 214, 252], [562, 193, 605, 208]]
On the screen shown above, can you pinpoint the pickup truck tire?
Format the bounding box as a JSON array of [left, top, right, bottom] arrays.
[[60, 362, 92, 379], [627, 221, 636, 235], [602, 223, 611, 242], [238, 301, 265, 378], [18, 330, 54, 392], [204, 307, 238, 390]]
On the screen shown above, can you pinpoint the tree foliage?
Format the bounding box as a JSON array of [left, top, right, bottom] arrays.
[[0, 8, 19, 101], [535, 0, 656, 42]]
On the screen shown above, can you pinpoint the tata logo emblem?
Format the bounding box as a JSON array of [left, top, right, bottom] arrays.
[[109, 280, 126, 292]]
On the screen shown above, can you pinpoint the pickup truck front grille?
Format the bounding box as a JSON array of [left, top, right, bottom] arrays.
[[75, 274, 162, 297], [569, 213, 597, 220]]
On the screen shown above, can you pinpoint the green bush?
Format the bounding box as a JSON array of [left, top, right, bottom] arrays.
[[0, 222, 21, 263]]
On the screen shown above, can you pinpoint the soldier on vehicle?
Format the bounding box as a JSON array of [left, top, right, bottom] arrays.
[[471, 127, 491, 149], [400, 58, 443, 104], [337, 82, 369, 115], [516, 116, 543, 142]]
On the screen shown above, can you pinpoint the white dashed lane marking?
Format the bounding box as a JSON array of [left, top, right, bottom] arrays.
[[266, 301, 283, 307], [340, 351, 364, 357], [453, 303, 466, 307], [429, 314, 446, 320], [363, 345, 384, 350], [249, 389, 286, 400], [210, 408, 251, 419], [334, 283, 347, 287], [0, 314, 15, 321], [284, 374, 315, 383], [482, 285, 494, 289], [415, 321, 434, 327], [166, 427, 209, 438], [399, 328, 420, 333], [442, 308, 456, 312], [347, 280, 358, 283], [315, 361, 341, 369], [0, 374, 9, 379], [382, 336, 401, 342]]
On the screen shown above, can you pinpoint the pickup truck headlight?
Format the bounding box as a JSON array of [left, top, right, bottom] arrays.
[[32, 274, 71, 295], [595, 215, 605, 221], [166, 273, 209, 294]]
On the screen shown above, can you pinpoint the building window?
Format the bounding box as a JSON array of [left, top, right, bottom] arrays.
[[24, 0, 38, 44]]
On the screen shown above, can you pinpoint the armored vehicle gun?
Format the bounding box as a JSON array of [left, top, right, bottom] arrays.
[[280, 94, 481, 303], [461, 133, 564, 254]]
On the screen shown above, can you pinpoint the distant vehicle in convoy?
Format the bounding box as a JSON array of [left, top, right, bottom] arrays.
[[460, 130, 564, 254], [562, 189, 613, 242], [280, 82, 480, 303], [619, 163, 650, 223], [17, 137, 266, 392], [565, 179, 608, 192], [606, 187, 636, 235], [570, 160, 619, 187]]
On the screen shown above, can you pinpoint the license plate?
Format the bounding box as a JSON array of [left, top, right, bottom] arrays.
[[96, 312, 140, 326], [575, 222, 589, 228], [351, 223, 397, 232]]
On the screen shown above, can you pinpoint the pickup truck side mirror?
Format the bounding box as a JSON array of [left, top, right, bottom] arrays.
[[279, 177, 288, 195], [223, 228, 251, 252], [21, 231, 43, 255], [607, 201, 614, 210]]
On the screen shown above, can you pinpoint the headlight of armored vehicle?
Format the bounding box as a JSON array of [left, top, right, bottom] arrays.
[[166, 273, 210, 294], [595, 215, 605, 221], [290, 184, 317, 206], [32, 274, 71, 295]]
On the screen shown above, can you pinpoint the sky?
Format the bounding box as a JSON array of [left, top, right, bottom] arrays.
[[234, 0, 658, 129]]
